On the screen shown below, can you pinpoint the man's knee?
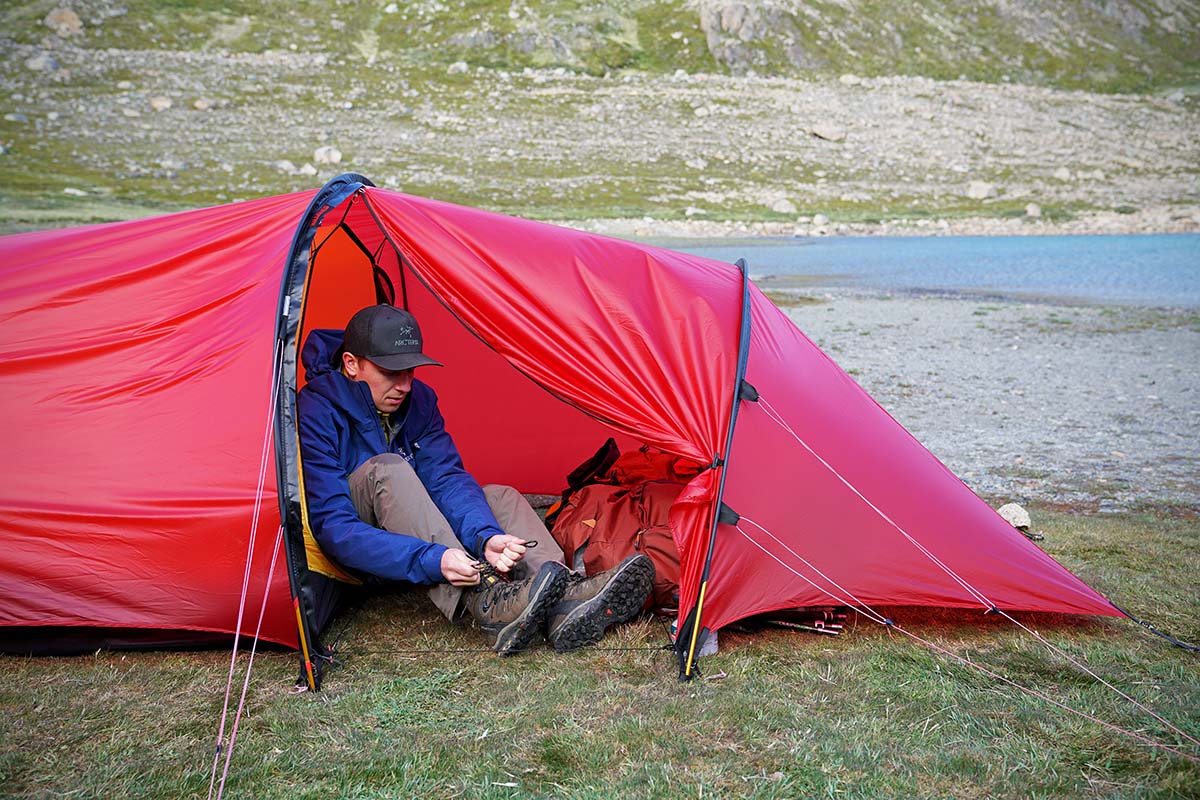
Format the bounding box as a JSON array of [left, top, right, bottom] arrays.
[[482, 483, 520, 504], [354, 453, 418, 485]]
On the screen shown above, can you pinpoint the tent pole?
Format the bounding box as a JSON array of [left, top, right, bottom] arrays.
[[679, 258, 755, 680]]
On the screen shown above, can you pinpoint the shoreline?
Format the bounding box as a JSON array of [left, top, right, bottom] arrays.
[[564, 206, 1200, 241], [779, 290, 1198, 515]]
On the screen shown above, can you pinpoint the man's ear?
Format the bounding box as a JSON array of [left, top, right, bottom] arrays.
[[342, 351, 360, 378]]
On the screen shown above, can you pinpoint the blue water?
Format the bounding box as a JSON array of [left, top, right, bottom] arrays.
[[664, 234, 1200, 308]]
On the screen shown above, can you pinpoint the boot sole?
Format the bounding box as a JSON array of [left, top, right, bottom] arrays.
[[492, 563, 568, 657], [551, 555, 655, 653]]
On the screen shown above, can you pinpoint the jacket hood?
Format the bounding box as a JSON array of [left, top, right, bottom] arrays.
[[301, 328, 345, 384]]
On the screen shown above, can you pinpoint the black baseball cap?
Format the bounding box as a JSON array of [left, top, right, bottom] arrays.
[[342, 305, 443, 371]]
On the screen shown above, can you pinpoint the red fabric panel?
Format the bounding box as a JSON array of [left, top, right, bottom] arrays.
[[361, 189, 742, 491], [0, 193, 309, 646], [700, 287, 1120, 632]]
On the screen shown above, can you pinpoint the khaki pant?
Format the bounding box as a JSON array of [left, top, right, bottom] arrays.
[[348, 453, 565, 620]]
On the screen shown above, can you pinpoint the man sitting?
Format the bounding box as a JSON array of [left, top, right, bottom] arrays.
[[297, 304, 653, 655]]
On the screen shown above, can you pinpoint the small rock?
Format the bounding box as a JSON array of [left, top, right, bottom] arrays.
[[24, 52, 60, 73], [273, 159, 298, 175], [192, 98, 212, 111], [685, 206, 707, 217], [3, 112, 29, 123], [693, 105, 711, 118], [46, 111, 61, 121], [121, 108, 141, 118], [839, 74, 862, 86], [812, 213, 829, 226], [384, 3, 399, 12], [116, 80, 133, 90], [966, 180, 997, 200], [447, 61, 469, 75], [771, 198, 798, 214], [149, 96, 172, 112], [62, 187, 88, 196], [313, 145, 342, 165], [0, 144, 8, 156], [45, 8, 83, 37], [298, 163, 318, 176], [810, 124, 846, 142], [1025, 203, 1042, 218], [1053, 167, 1072, 181]]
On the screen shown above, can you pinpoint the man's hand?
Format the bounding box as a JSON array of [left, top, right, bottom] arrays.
[[440, 548, 481, 587], [484, 534, 529, 574]]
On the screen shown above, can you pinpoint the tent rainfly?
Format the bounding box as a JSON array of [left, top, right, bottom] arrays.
[[0, 174, 1122, 687]]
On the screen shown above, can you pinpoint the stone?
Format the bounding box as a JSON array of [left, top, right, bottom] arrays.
[[812, 213, 829, 226], [771, 198, 797, 214], [1053, 167, 1072, 181], [447, 61, 469, 75], [1025, 203, 1042, 218], [273, 159, 298, 175], [45, 8, 83, 37], [966, 180, 997, 199], [62, 187, 88, 196], [810, 124, 846, 142], [149, 96, 172, 112], [192, 98, 212, 111], [298, 163, 318, 176], [839, 74, 862, 86], [24, 52, 60, 73], [313, 145, 342, 165]]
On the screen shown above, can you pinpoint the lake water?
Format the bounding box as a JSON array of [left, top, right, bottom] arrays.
[[663, 234, 1200, 308]]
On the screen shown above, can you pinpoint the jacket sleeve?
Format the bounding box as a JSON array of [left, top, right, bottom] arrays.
[[297, 389, 447, 585], [409, 395, 505, 559]]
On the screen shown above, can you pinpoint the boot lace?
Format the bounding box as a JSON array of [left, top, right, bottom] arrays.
[[473, 562, 527, 616]]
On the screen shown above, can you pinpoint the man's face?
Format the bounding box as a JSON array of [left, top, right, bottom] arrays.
[[343, 353, 414, 413]]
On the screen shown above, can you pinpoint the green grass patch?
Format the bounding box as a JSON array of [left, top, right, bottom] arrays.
[[2, 507, 1198, 797], [761, 290, 826, 308]]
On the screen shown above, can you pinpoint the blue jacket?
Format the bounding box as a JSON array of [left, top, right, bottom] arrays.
[[297, 329, 505, 585]]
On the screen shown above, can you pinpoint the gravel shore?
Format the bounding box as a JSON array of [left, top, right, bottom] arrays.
[[769, 286, 1199, 515]]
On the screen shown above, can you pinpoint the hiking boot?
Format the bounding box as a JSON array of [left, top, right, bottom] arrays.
[[546, 554, 655, 652], [465, 560, 568, 656]]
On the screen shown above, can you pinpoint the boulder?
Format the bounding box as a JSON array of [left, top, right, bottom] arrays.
[[313, 145, 342, 165], [45, 8, 83, 37], [966, 180, 997, 199], [24, 52, 60, 73], [771, 198, 797, 214], [810, 124, 846, 142]]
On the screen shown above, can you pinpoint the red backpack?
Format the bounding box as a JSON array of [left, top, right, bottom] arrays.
[[548, 442, 700, 614]]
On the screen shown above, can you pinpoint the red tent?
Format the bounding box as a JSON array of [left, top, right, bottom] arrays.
[[0, 175, 1120, 684]]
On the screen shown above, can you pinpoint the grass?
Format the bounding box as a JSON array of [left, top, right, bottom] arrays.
[[2, 507, 1197, 798]]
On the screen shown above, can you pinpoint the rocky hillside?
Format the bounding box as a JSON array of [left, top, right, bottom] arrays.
[[1, 1, 1198, 233]]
